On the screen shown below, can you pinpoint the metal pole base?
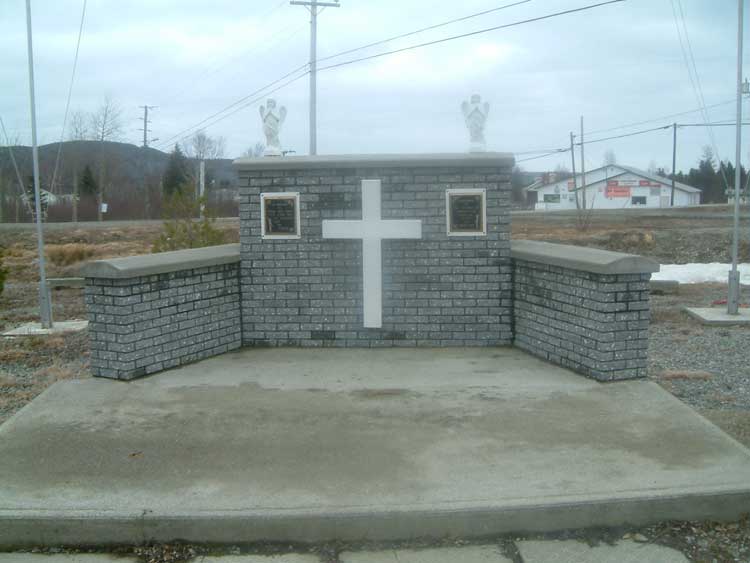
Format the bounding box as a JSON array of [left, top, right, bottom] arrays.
[[39, 283, 53, 329], [728, 270, 741, 315]]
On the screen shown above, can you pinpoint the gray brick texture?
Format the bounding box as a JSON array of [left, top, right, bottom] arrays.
[[237, 165, 513, 347], [85, 263, 241, 380], [512, 259, 652, 381]]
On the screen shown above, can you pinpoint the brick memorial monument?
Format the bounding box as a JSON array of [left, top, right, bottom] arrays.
[[82, 154, 658, 381]]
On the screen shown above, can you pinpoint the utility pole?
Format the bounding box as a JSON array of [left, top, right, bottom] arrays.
[[139, 105, 157, 219], [25, 0, 52, 328], [580, 116, 587, 210], [671, 123, 677, 207], [728, 0, 744, 315], [139, 105, 157, 148], [570, 132, 579, 209], [198, 160, 205, 219], [290, 0, 341, 155]]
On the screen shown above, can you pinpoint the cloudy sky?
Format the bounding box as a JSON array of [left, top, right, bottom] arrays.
[[0, 0, 746, 173]]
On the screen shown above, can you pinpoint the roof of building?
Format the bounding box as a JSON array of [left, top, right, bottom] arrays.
[[525, 164, 701, 194]]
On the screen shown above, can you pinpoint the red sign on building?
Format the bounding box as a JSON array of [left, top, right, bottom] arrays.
[[605, 180, 631, 198]]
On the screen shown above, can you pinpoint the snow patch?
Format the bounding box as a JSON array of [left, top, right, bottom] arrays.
[[652, 263, 750, 284]]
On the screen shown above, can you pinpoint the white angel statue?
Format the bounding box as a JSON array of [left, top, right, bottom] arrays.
[[259, 98, 287, 156], [461, 94, 490, 153]]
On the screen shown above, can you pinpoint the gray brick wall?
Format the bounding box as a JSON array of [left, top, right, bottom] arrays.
[[512, 259, 651, 381], [237, 164, 513, 347], [85, 263, 241, 380]]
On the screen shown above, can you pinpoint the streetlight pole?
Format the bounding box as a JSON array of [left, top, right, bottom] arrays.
[[25, 0, 53, 328], [290, 0, 340, 155], [728, 0, 744, 315]]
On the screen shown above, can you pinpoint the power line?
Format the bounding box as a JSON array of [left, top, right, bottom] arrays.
[[516, 149, 570, 163], [49, 0, 87, 195], [156, 1, 625, 153], [290, 0, 342, 156], [671, 0, 730, 191], [154, 64, 309, 149], [317, 0, 626, 73], [0, 116, 34, 215], [575, 124, 671, 146], [585, 99, 736, 136], [316, 0, 531, 65], [156, 22, 306, 110], [155, 69, 310, 150]]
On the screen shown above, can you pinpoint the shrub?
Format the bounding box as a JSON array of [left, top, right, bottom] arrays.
[[152, 191, 226, 253], [46, 244, 97, 267], [0, 245, 8, 296]]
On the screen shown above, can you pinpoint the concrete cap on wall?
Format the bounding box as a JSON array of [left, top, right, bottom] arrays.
[[81, 244, 240, 279], [511, 240, 660, 275], [233, 152, 515, 171]]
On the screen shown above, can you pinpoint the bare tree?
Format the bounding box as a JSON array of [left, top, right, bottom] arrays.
[[241, 142, 266, 158], [68, 110, 90, 141], [90, 96, 123, 143], [603, 149, 617, 166], [186, 130, 226, 161], [89, 96, 124, 221]]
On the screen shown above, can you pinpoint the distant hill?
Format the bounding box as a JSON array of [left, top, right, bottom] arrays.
[[0, 140, 237, 195]]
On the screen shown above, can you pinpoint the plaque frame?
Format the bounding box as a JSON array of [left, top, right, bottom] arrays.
[[260, 192, 301, 239], [445, 188, 487, 236]]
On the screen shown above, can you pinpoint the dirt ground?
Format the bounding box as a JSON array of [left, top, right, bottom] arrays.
[[1, 213, 749, 561]]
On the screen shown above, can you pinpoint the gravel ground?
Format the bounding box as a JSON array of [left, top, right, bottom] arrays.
[[648, 282, 750, 452], [649, 284, 750, 410]]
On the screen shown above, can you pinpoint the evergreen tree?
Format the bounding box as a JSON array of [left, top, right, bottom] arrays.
[[162, 144, 189, 197], [79, 164, 98, 195]]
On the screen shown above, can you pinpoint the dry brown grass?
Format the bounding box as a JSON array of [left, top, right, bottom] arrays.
[[658, 370, 714, 381], [45, 243, 98, 267]]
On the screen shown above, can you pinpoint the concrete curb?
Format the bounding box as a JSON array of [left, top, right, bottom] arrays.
[[2, 489, 749, 547]]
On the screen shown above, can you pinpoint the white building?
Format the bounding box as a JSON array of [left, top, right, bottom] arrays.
[[525, 165, 701, 211]]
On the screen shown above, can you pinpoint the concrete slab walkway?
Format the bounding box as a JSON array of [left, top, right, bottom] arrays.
[[1, 347, 749, 546]]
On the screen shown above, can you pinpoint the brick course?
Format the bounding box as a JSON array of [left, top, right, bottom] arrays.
[[237, 163, 514, 347], [85, 263, 241, 380], [512, 259, 651, 381]]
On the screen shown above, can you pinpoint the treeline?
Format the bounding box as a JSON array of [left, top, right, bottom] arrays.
[[672, 147, 747, 204]]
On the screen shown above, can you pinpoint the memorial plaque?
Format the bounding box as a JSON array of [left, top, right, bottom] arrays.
[[262, 193, 300, 238], [448, 192, 484, 234]]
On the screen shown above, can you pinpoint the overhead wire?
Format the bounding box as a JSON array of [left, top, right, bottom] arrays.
[[585, 99, 736, 136], [154, 64, 309, 149], [157, 0, 626, 152], [49, 0, 87, 195], [671, 0, 730, 189], [316, 0, 626, 73], [150, 0, 300, 109], [316, 0, 531, 64], [153, 0, 532, 150], [0, 116, 34, 214]]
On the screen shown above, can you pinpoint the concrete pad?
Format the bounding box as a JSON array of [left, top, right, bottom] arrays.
[[517, 539, 688, 562], [340, 545, 509, 562], [684, 307, 750, 326], [0, 556, 136, 563], [1, 348, 749, 546], [1, 320, 88, 337]]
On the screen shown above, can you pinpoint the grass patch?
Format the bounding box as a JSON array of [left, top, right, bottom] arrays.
[[45, 244, 97, 267]]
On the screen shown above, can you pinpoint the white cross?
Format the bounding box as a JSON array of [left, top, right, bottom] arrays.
[[322, 179, 422, 328]]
